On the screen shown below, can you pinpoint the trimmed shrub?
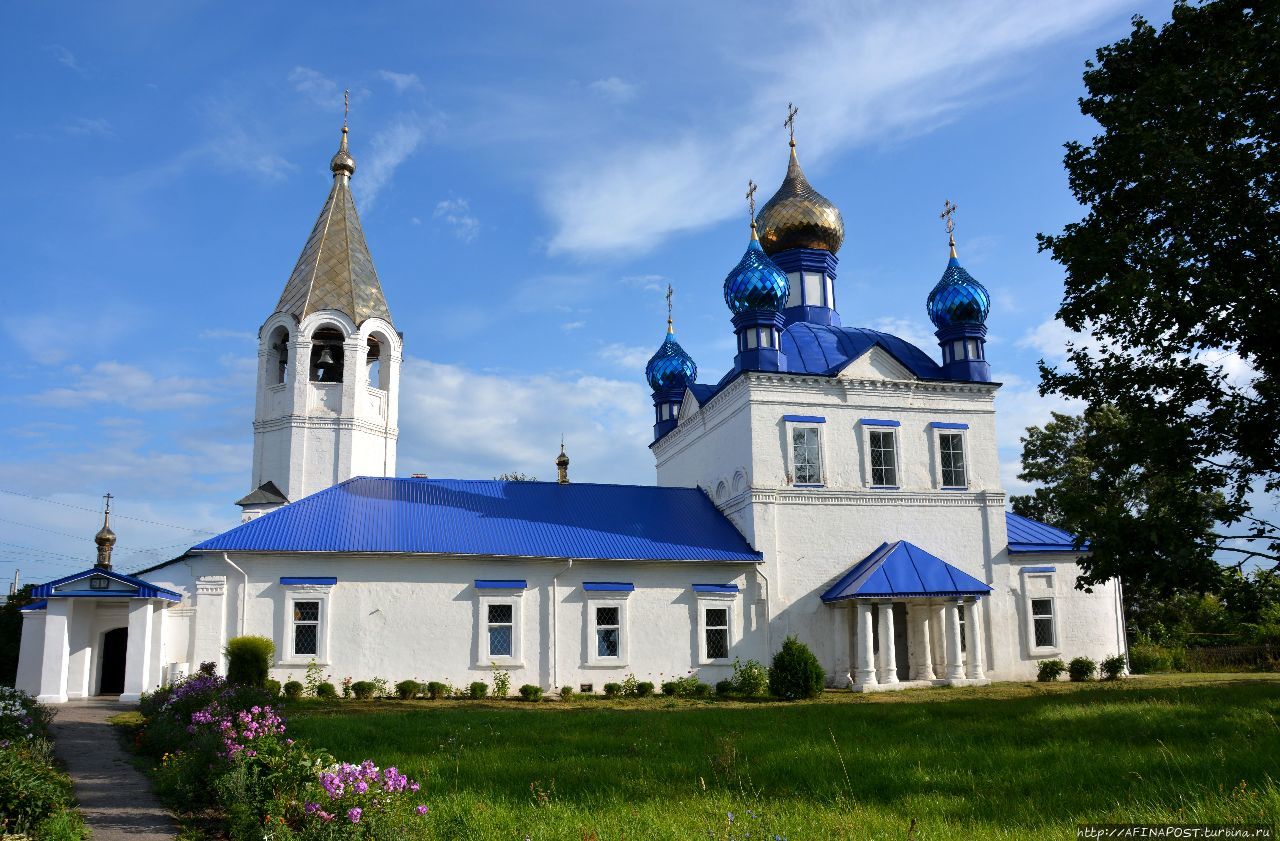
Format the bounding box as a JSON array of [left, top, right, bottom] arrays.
[[264, 679, 281, 697], [1037, 659, 1067, 682], [351, 681, 376, 700], [1100, 655, 1127, 680], [693, 682, 713, 698], [731, 658, 770, 697], [715, 680, 734, 697], [224, 635, 275, 687], [603, 682, 622, 698], [283, 680, 303, 700], [315, 681, 337, 699], [468, 681, 489, 699], [769, 635, 825, 700], [519, 684, 543, 701], [559, 685, 575, 699], [395, 680, 421, 700], [661, 681, 679, 697], [426, 681, 448, 700], [636, 681, 655, 697], [1068, 657, 1097, 682]]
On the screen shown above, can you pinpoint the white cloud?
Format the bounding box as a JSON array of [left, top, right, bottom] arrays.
[[379, 70, 423, 94], [198, 328, 256, 342], [28, 362, 229, 411], [589, 76, 638, 102], [397, 357, 653, 484], [561, 321, 586, 331], [621, 274, 667, 292], [360, 117, 427, 210], [1017, 317, 1083, 363], [543, 0, 1128, 255], [64, 117, 113, 137], [47, 44, 85, 75], [432, 197, 480, 243], [600, 344, 652, 371], [870, 316, 937, 352], [289, 66, 340, 108]]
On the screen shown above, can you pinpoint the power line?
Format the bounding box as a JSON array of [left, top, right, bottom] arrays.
[[0, 488, 217, 534], [0, 518, 197, 553]]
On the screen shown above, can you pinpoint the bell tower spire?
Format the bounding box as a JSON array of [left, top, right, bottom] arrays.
[[239, 95, 403, 519]]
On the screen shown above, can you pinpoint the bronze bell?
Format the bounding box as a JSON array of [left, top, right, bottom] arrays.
[[316, 347, 337, 366]]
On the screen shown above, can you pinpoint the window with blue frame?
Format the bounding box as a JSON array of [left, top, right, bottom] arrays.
[[487, 603, 513, 657]]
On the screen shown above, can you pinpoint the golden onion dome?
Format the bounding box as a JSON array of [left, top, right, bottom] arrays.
[[755, 144, 844, 255], [330, 126, 356, 177]]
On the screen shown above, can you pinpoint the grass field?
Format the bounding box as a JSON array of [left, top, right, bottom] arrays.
[[281, 674, 1280, 840]]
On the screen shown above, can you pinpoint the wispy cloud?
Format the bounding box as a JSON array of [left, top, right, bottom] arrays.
[[561, 321, 586, 331], [360, 116, 427, 210], [870, 316, 937, 353], [198, 328, 256, 342], [600, 343, 652, 371], [289, 66, 341, 109], [543, 0, 1127, 256], [47, 44, 85, 75], [29, 362, 227, 411], [64, 117, 113, 137], [379, 70, 423, 94], [589, 76, 638, 103], [432, 197, 480, 243]]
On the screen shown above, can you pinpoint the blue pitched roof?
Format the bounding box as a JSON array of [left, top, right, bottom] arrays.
[[193, 477, 763, 562], [821, 541, 993, 602], [1005, 512, 1087, 554], [31, 568, 181, 601], [781, 324, 946, 379]]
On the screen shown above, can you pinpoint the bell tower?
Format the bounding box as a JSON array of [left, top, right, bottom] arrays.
[[238, 98, 402, 520]]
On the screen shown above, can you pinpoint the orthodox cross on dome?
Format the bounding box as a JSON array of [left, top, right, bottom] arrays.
[[102, 492, 113, 514], [343, 89, 350, 131], [940, 199, 958, 256], [784, 102, 798, 147], [666, 283, 674, 334], [746, 179, 758, 226]]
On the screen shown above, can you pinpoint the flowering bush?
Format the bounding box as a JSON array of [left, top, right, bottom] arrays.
[[0, 688, 84, 837], [294, 760, 430, 839], [0, 686, 49, 742]]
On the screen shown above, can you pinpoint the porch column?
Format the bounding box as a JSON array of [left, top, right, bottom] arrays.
[[965, 598, 986, 680], [37, 600, 71, 704], [877, 601, 899, 685], [910, 603, 935, 681], [929, 602, 946, 680], [944, 600, 965, 681], [120, 600, 155, 703], [832, 605, 852, 688], [854, 602, 877, 687]]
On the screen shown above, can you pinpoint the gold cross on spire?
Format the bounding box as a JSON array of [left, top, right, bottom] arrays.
[[102, 492, 113, 514], [343, 89, 350, 131], [746, 179, 758, 220], [666, 284, 674, 334], [785, 102, 798, 147], [940, 199, 958, 256]]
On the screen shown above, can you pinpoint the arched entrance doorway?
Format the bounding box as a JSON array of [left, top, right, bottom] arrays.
[[99, 627, 128, 695]]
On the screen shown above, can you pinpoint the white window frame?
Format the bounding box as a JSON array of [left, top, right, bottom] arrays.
[[934, 428, 968, 489], [281, 583, 334, 665], [1020, 569, 1061, 656], [585, 593, 630, 667], [476, 590, 524, 668], [784, 419, 826, 487], [861, 425, 900, 488], [695, 593, 737, 664], [1030, 596, 1058, 651]]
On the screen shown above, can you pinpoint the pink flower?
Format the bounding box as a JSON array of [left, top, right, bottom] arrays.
[[347, 807, 362, 823], [416, 805, 429, 815]]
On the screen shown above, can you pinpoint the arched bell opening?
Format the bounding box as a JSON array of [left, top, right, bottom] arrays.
[[267, 326, 291, 385], [309, 327, 345, 383], [366, 336, 384, 390]]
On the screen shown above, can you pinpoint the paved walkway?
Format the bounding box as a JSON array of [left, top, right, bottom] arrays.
[[49, 699, 177, 840]]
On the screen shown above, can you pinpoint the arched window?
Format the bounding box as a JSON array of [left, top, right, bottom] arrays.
[[310, 327, 345, 383], [366, 336, 384, 389], [268, 326, 290, 385]]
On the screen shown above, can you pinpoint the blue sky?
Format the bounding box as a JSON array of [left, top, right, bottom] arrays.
[[1, 0, 1174, 581]]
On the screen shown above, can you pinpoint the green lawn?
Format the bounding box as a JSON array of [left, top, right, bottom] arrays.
[[282, 674, 1280, 840]]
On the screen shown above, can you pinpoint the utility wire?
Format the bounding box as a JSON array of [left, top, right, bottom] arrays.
[[0, 488, 216, 534]]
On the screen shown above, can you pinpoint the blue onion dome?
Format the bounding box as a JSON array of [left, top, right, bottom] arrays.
[[755, 145, 844, 255], [645, 329, 697, 391], [724, 226, 791, 314], [927, 247, 991, 328]]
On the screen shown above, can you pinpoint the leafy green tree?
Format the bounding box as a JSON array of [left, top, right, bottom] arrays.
[[1035, 0, 1280, 588], [0, 585, 36, 686]]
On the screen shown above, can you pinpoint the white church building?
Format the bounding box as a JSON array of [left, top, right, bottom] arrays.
[[17, 117, 1127, 703]]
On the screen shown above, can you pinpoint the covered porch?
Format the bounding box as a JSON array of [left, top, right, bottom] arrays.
[[822, 541, 993, 691]]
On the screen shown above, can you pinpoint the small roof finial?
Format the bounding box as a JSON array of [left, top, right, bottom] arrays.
[[785, 102, 798, 149], [556, 436, 570, 484], [331, 89, 356, 177], [666, 284, 674, 334], [94, 492, 116, 570], [343, 89, 350, 133], [940, 199, 958, 258], [746, 179, 758, 239]]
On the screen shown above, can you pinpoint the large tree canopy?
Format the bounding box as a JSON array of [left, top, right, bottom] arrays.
[[1035, 0, 1280, 589]]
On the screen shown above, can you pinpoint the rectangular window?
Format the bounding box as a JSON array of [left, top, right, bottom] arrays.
[[939, 433, 966, 487], [792, 427, 821, 484], [966, 339, 979, 359], [958, 603, 967, 653], [825, 276, 835, 310], [487, 603, 513, 657], [786, 273, 801, 308], [705, 607, 729, 659], [596, 606, 620, 658], [869, 430, 897, 486], [1031, 598, 1056, 648], [293, 600, 319, 656], [803, 272, 823, 306]]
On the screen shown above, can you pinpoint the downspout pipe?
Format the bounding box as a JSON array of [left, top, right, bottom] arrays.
[[551, 559, 572, 691], [222, 553, 248, 636]]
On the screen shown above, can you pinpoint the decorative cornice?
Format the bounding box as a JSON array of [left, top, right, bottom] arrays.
[[749, 488, 1006, 507], [253, 416, 399, 437]]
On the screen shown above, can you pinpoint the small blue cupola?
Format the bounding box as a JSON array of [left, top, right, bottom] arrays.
[[927, 219, 992, 382], [645, 286, 698, 441], [724, 202, 790, 374]]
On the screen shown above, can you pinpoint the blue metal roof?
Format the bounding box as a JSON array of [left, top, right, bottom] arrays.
[[31, 568, 181, 602], [1006, 512, 1087, 553], [821, 541, 993, 601], [781, 324, 946, 379], [193, 477, 763, 563]]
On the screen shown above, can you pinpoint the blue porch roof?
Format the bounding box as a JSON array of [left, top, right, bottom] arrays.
[[31, 568, 181, 602], [821, 541, 993, 602], [1005, 512, 1087, 554], [193, 477, 763, 563]]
